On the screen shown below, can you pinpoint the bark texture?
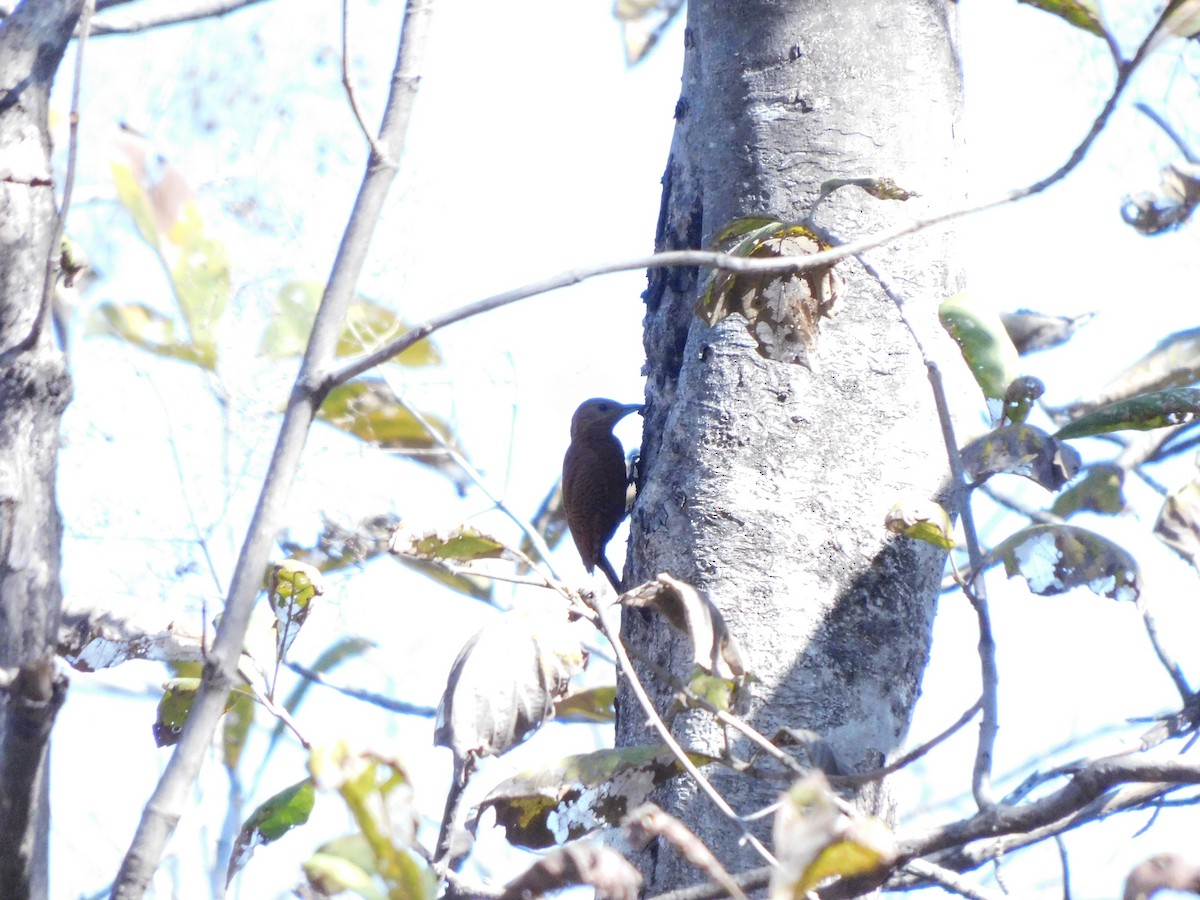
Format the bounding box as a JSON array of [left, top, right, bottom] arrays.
[[620, 1, 966, 891], [0, 1, 81, 896]]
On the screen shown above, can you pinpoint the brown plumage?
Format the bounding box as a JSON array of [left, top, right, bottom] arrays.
[[561, 398, 642, 590]]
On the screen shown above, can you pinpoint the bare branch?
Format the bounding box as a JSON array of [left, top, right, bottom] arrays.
[[284, 660, 436, 718], [831, 698, 983, 790], [626, 804, 748, 900], [643, 757, 1200, 900], [391, 393, 564, 581], [341, 0, 392, 165], [88, 0, 274, 35], [109, 1, 437, 895], [1138, 594, 1192, 703]]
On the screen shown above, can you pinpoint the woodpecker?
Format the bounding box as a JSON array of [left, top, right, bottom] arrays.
[[561, 398, 642, 590]]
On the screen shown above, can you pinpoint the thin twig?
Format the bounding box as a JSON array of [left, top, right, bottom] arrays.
[[830, 698, 983, 789], [590, 599, 778, 867], [84, 0, 273, 35], [285, 660, 437, 717], [1138, 595, 1192, 703], [239, 674, 311, 750], [1055, 834, 1071, 900], [841, 247, 999, 810], [392, 393, 564, 581], [902, 859, 1006, 900], [1135, 102, 1199, 163], [341, 0, 393, 165]]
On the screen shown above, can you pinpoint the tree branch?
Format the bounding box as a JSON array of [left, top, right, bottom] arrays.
[[108, 1, 435, 895]]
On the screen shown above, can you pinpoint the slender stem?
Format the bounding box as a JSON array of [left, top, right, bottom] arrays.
[[1134, 102, 1199, 162], [591, 600, 778, 867], [1137, 595, 1192, 702], [393, 393, 563, 580], [285, 660, 436, 717], [902, 859, 1006, 900], [341, 0, 392, 164]]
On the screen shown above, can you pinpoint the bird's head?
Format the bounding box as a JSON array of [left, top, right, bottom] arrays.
[[570, 398, 643, 438]]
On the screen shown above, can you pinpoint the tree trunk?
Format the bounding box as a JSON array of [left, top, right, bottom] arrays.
[[621, 0, 965, 890], [0, 1, 81, 895]]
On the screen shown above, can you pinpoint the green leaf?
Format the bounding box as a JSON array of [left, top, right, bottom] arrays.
[[153, 677, 201, 747], [481, 744, 721, 849], [1055, 387, 1200, 440], [308, 743, 432, 900], [223, 691, 255, 772], [261, 281, 441, 366], [86, 302, 216, 370], [110, 158, 160, 249], [269, 560, 324, 661], [939, 292, 1021, 407], [227, 780, 315, 886], [153, 676, 240, 747], [1017, 0, 1107, 37], [109, 136, 229, 365], [304, 835, 388, 900], [685, 668, 740, 712], [392, 525, 509, 564], [884, 498, 956, 550], [317, 380, 455, 450], [170, 223, 229, 354], [983, 524, 1139, 602], [1050, 464, 1126, 518], [554, 686, 616, 724]]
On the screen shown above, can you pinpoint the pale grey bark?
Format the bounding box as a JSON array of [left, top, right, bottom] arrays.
[[0, 1, 83, 896], [620, 0, 967, 891]]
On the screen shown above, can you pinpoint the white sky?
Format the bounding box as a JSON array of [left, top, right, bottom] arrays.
[[43, 0, 1200, 897]]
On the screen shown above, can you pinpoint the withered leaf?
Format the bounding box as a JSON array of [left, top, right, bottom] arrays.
[[500, 842, 641, 900], [770, 772, 897, 900], [1156, 477, 1200, 566], [982, 524, 1139, 603], [480, 744, 718, 849], [435, 609, 585, 783], [960, 423, 1080, 490], [1000, 309, 1095, 356]]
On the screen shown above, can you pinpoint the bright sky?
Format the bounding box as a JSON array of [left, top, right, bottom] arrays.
[[43, 0, 1200, 897]]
